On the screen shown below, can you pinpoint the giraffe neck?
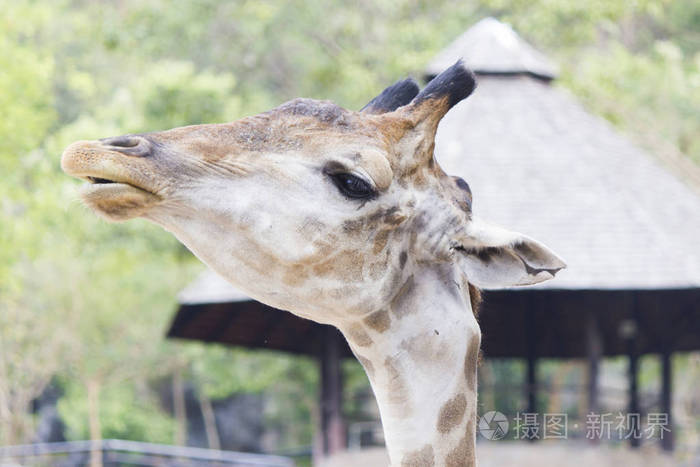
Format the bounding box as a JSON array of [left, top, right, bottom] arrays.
[[340, 263, 480, 467]]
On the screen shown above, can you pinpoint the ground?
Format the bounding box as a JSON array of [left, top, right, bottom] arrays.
[[318, 442, 683, 466]]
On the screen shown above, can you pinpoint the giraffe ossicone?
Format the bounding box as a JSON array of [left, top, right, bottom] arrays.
[[62, 60, 565, 466]]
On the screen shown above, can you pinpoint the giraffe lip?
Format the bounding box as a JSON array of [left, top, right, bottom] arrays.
[[87, 176, 116, 184], [79, 181, 158, 198], [67, 159, 161, 220], [77, 181, 161, 221], [79, 175, 156, 196]]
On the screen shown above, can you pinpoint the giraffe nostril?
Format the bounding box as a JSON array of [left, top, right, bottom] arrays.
[[101, 136, 139, 147], [99, 135, 152, 157]]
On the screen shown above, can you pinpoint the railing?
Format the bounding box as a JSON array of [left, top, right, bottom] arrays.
[[0, 439, 295, 467]]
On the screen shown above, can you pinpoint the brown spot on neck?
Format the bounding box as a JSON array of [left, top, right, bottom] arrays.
[[437, 393, 467, 434], [312, 248, 364, 280], [468, 282, 481, 317], [281, 264, 308, 286], [385, 356, 410, 408], [363, 309, 391, 333], [355, 354, 375, 378], [390, 274, 415, 318], [401, 444, 435, 467], [464, 338, 480, 391], [373, 229, 391, 254], [445, 432, 473, 467], [346, 323, 373, 347], [398, 333, 450, 367], [466, 416, 476, 465]]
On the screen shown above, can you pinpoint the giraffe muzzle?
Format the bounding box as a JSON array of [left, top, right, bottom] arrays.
[[61, 136, 164, 221]]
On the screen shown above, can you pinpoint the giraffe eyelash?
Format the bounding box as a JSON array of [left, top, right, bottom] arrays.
[[328, 172, 377, 200]]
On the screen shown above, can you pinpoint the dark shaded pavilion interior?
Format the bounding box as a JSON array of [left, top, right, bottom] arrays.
[[167, 281, 700, 454]]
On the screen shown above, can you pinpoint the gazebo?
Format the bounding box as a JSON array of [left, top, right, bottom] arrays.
[[166, 18, 700, 455]]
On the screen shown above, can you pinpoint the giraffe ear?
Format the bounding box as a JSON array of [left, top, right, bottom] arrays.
[[453, 217, 566, 288], [361, 78, 420, 114]]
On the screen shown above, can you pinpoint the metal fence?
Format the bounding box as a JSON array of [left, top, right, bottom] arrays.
[[0, 439, 294, 467]]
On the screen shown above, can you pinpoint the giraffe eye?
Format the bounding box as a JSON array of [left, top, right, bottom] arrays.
[[329, 173, 376, 199]]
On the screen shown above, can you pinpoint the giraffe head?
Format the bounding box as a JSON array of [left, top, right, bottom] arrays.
[[62, 61, 564, 323]]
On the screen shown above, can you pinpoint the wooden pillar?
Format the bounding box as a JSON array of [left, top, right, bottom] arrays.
[[585, 311, 602, 420], [526, 355, 537, 415], [525, 306, 537, 441], [319, 326, 346, 456], [620, 294, 642, 449], [627, 339, 641, 448], [660, 351, 674, 451]]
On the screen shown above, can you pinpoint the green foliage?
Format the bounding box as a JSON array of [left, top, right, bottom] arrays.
[[134, 61, 239, 131], [263, 356, 318, 450], [667, 0, 700, 54], [562, 41, 700, 162], [0, 2, 55, 168], [187, 345, 294, 400], [480, 0, 610, 46], [342, 360, 374, 419], [58, 379, 175, 443]]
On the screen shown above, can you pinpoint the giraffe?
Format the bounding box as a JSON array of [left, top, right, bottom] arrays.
[[61, 61, 565, 466]]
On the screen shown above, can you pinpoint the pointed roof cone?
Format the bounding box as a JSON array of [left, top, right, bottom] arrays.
[[425, 17, 558, 81]]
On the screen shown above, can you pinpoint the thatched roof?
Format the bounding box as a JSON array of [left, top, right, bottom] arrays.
[[167, 18, 700, 358], [425, 17, 558, 81], [436, 72, 700, 290]]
